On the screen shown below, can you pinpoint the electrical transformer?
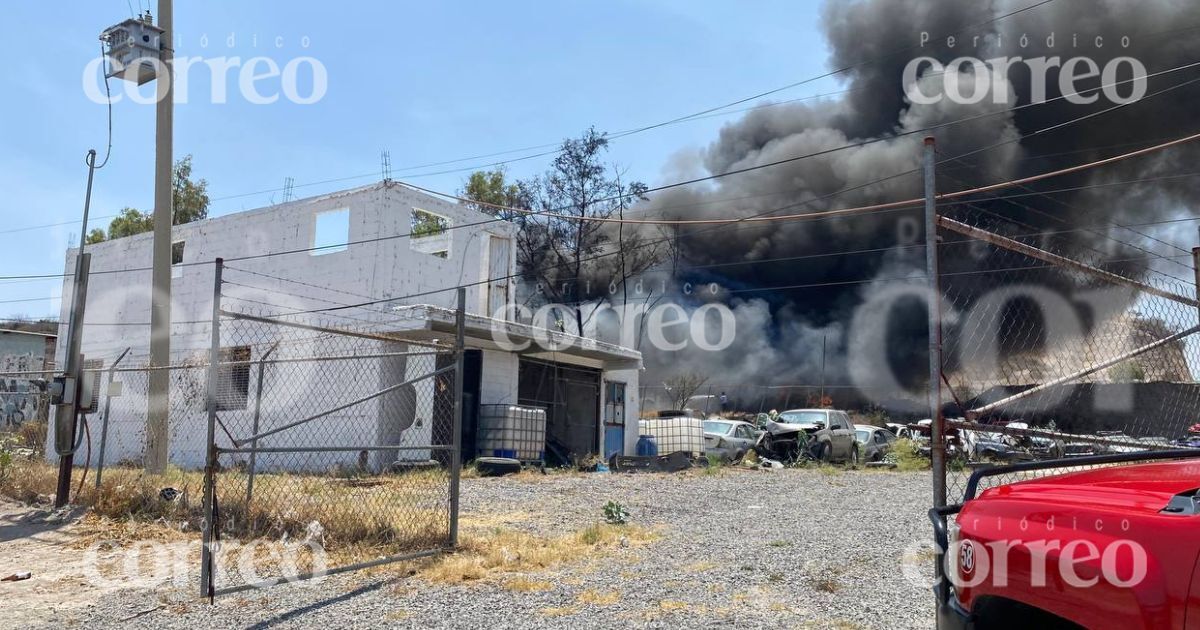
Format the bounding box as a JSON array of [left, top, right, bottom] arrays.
[[100, 13, 164, 85]]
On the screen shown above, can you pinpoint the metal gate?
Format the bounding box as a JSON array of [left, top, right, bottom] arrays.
[[200, 259, 464, 597], [926, 153, 1200, 505]]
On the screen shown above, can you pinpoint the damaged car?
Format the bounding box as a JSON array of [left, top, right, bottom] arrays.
[[959, 428, 1033, 463], [757, 409, 859, 465], [703, 419, 760, 462]]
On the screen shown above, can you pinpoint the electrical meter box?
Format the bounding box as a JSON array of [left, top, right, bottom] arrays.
[[101, 14, 164, 85], [78, 358, 103, 413]]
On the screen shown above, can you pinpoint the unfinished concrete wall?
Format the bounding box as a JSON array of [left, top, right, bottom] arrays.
[[53, 182, 515, 468]]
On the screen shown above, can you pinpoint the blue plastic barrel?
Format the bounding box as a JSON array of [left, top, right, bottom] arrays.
[[636, 434, 659, 457]]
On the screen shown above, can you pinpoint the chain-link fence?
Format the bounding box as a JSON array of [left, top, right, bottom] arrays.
[[200, 262, 464, 596], [936, 204, 1200, 502], [0, 347, 54, 454]]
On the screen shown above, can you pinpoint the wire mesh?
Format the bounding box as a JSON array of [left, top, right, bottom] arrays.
[[936, 203, 1200, 502], [204, 304, 461, 594]]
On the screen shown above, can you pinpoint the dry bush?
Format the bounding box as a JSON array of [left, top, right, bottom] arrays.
[[16, 420, 47, 455], [889, 438, 930, 472]]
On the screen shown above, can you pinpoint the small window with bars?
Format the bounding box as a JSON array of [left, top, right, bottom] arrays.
[[215, 346, 251, 411]]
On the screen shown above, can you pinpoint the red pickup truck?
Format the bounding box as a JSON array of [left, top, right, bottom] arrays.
[[930, 450, 1200, 629]]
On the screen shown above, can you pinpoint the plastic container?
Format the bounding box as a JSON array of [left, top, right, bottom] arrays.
[[477, 405, 546, 462], [636, 434, 659, 457], [638, 417, 705, 457]]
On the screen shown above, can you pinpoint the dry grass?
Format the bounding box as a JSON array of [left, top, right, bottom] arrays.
[[802, 621, 863, 630], [2, 459, 660, 591], [577, 589, 621, 606], [501, 577, 554, 592], [0, 459, 450, 553], [405, 522, 657, 585], [539, 605, 580, 617], [683, 560, 718, 573], [659, 600, 691, 611], [811, 575, 842, 593]]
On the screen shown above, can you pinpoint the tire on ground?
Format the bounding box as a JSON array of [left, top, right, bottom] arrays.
[[475, 457, 522, 477]]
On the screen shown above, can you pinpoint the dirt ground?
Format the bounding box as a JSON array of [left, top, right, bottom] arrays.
[[1, 468, 936, 629], [0, 502, 105, 626]]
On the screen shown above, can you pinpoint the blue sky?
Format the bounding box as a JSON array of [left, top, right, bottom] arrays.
[[0, 0, 836, 320]]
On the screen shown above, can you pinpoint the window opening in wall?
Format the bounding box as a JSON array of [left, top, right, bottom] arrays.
[[312, 208, 350, 255], [411, 208, 451, 258], [171, 241, 185, 278]]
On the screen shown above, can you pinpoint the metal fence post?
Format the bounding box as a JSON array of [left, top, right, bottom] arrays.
[[244, 341, 280, 506], [924, 137, 946, 509], [1192, 238, 1200, 323], [94, 347, 131, 490], [449, 288, 466, 547], [200, 258, 224, 598]]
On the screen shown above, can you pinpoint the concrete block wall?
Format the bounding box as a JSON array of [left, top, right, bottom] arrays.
[[53, 182, 515, 469], [478, 348, 518, 406]]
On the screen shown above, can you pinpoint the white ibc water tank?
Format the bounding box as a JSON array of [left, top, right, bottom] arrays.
[[638, 417, 705, 457], [477, 405, 547, 462]]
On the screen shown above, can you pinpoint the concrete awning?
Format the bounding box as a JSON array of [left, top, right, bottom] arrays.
[[389, 304, 641, 368]]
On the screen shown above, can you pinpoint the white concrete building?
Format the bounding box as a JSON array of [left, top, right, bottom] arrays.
[[55, 181, 641, 469]]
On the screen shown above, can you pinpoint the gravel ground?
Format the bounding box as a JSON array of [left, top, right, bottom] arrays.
[[40, 468, 936, 629]]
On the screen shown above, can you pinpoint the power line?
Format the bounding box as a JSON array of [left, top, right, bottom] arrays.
[[4, 63, 1200, 289], [403, 59, 1200, 225], [1, 0, 1061, 238], [936, 168, 1196, 283], [0, 295, 61, 305]]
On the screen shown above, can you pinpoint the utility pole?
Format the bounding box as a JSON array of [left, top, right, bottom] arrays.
[[819, 333, 827, 406], [1192, 226, 1200, 327], [924, 136, 946, 509], [145, 0, 174, 473], [53, 149, 101, 507]]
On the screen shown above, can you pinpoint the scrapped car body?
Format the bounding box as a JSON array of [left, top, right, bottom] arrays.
[[854, 424, 897, 462], [958, 428, 1033, 463], [929, 450, 1200, 629], [757, 409, 858, 464], [703, 419, 759, 462], [998, 421, 1065, 459]]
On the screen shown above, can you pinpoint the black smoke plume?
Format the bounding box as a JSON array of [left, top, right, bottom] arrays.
[[632, 0, 1200, 407]]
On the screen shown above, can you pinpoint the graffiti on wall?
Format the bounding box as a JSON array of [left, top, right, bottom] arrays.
[[1, 352, 43, 428]]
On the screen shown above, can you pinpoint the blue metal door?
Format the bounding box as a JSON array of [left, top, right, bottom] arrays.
[[604, 425, 624, 459]]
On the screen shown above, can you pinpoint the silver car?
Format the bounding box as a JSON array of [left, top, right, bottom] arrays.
[[854, 424, 897, 462], [703, 419, 759, 462]]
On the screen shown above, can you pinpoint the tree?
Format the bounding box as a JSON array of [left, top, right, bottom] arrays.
[[411, 209, 449, 238], [105, 207, 154, 239], [664, 372, 709, 410], [88, 155, 210, 242], [171, 154, 210, 225], [517, 128, 651, 333], [85, 229, 106, 245], [461, 166, 532, 221]]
